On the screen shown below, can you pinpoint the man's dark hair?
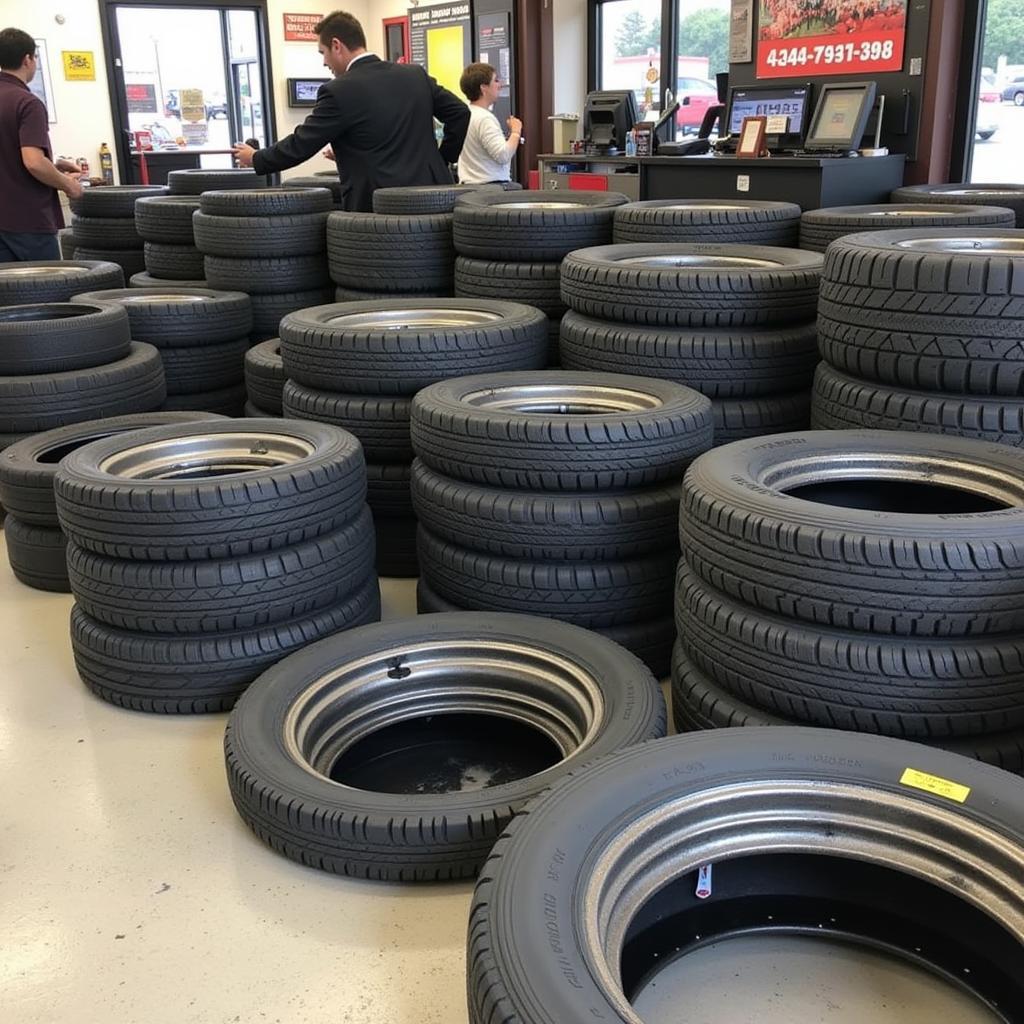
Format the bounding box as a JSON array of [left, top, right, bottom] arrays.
[[0, 27, 36, 71], [315, 11, 366, 50], [460, 62, 496, 102]]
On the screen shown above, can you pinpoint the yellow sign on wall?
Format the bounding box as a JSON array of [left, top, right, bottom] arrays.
[[62, 51, 95, 81]]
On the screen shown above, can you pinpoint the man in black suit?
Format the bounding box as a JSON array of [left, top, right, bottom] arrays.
[[232, 10, 469, 212]]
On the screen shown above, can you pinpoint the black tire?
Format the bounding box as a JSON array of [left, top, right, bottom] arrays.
[[203, 254, 330, 294], [0, 261, 124, 304], [0, 342, 165, 435], [71, 287, 252, 347], [711, 391, 810, 445], [454, 257, 565, 318], [680, 429, 1024, 636], [818, 228, 1024, 395], [411, 459, 678, 559], [891, 183, 1024, 226], [411, 371, 712, 490], [0, 412, 226, 527], [613, 199, 801, 245], [130, 271, 207, 289], [799, 203, 1015, 253], [244, 339, 284, 414], [671, 642, 1024, 772], [193, 212, 329, 258], [366, 463, 414, 517], [72, 248, 147, 278], [419, 527, 673, 627], [0, 302, 131, 375], [452, 190, 627, 260], [198, 187, 333, 217], [4, 516, 69, 592], [280, 299, 547, 394], [71, 577, 380, 713], [467, 728, 1024, 1024], [326, 212, 454, 291], [372, 184, 502, 215], [69, 185, 167, 218], [282, 380, 412, 461], [134, 196, 201, 244], [558, 310, 818, 398], [167, 168, 266, 196], [249, 289, 334, 340], [159, 337, 249, 394], [373, 515, 419, 577], [143, 243, 205, 280], [224, 612, 665, 879], [334, 285, 450, 301], [54, 418, 367, 560], [244, 400, 277, 417], [676, 562, 1024, 737], [71, 215, 144, 250], [810, 362, 1024, 445], [161, 383, 247, 415], [284, 175, 343, 206], [560, 244, 823, 327], [415, 578, 676, 677], [67, 506, 375, 633]]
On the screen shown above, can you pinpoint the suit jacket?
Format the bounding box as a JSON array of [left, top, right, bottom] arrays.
[[254, 56, 469, 212]]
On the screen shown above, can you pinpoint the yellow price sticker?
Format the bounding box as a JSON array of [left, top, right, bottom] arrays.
[[900, 768, 970, 804]]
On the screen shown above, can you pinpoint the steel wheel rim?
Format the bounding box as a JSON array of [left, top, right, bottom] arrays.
[[499, 201, 585, 209], [894, 237, 1024, 254], [618, 254, 782, 268], [326, 308, 503, 330], [460, 383, 663, 414], [117, 293, 209, 304], [0, 265, 92, 276]]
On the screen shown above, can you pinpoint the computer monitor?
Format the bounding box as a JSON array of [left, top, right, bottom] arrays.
[[804, 81, 878, 152], [653, 102, 679, 147], [727, 83, 813, 147], [584, 90, 641, 151]]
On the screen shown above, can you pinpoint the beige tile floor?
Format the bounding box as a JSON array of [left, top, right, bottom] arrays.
[[0, 534, 998, 1023]]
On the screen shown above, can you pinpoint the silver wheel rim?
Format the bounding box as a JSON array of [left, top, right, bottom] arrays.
[[461, 382, 663, 414], [894, 237, 1024, 254], [97, 431, 314, 479], [941, 189, 1019, 197], [618, 254, 782, 268], [581, 779, 1024, 1022], [862, 207, 964, 217], [0, 266, 91, 276], [118, 293, 209, 303], [326, 308, 502, 330], [282, 639, 604, 789], [661, 203, 754, 212], [499, 202, 585, 209]]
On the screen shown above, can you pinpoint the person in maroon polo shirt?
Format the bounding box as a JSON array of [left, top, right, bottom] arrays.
[[0, 27, 84, 262]]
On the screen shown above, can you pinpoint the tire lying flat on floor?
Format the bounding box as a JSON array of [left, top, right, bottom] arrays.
[[70, 215, 144, 249], [134, 196, 201, 244], [160, 382, 247, 416], [0, 302, 131, 375], [244, 339, 285, 415], [69, 185, 167, 218], [167, 168, 265, 195], [890, 182, 1024, 226], [680, 429, 1024, 636], [198, 187, 333, 217], [613, 199, 801, 245], [711, 391, 810, 445], [0, 262, 124, 305], [4, 517, 69, 592], [53, 419, 367, 560], [411, 371, 712, 490], [560, 244, 823, 326], [467, 728, 1024, 1023], [203, 254, 330, 294], [224, 612, 666, 880], [193, 211, 330, 258], [372, 184, 502, 214]]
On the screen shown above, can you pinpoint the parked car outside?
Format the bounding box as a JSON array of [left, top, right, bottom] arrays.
[[206, 102, 228, 120], [675, 76, 719, 134], [1001, 75, 1024, 105], [977, 76, 999, 140]]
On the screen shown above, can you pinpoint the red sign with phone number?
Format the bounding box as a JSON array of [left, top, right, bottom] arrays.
[[758, 28, 904, 77]]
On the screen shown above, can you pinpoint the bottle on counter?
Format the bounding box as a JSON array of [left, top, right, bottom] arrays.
[[624, 129, 637, 157], [99, 143, 113, 185]]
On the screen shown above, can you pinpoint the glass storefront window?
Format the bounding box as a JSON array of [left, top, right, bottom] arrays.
[[597, 0, 663, 117], [674, 0, 729, 137]]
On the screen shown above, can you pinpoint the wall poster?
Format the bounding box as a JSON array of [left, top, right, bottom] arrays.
[[408, 3, 472, 98], [730, 0, 753, 63], [756, 1, 907, 79]]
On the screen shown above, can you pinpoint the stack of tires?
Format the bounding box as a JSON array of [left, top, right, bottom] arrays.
[[166, 167, 266, 196], [71, 287, 253, 416], [0, 300, 165, 456], [195, 188, 334, 342], [799, 202, 1015, 253], [133, 195, 206, 288], [69, 185, 167, 280], [0, 412, 222, 591], [453, 190, 628, 366], [410, 370, 713, 674], [673, 430, 1024, 772], [891, 183, 1024, 227], [810, 227, 1024, 445], [280, 299, 549, 577], [559, 243, 823, 444], [53, 419, 380, 712], [244, 339, 285, 417]]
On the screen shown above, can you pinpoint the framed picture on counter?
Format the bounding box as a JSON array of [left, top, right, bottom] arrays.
[[736, 115, 768, 158]]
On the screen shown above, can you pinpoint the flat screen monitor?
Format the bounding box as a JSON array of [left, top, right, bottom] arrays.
[[727, 83, 812, 144], [287, 78, 329, 107], [804, 81, 877, 151], [584, 90, 641, 151]]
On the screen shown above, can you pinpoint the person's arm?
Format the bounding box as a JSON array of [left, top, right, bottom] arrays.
[[21, 147, 83, 199], [430, 76, 470, 164], [475, 111, 520, 163], [235, 85, 348, 174]]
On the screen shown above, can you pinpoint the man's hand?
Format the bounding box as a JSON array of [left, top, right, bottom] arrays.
[[56, 157, 82, 173], [63, 175, 84, 201], [232, 142, 256, 167], [507, 115, 523, 136], [322, 146, 336, 162]]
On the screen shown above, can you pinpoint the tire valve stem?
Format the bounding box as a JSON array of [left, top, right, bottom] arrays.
[[695, 863, 713, 900], [249, 441, 270, 456], [386, 657, 411, 680]]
